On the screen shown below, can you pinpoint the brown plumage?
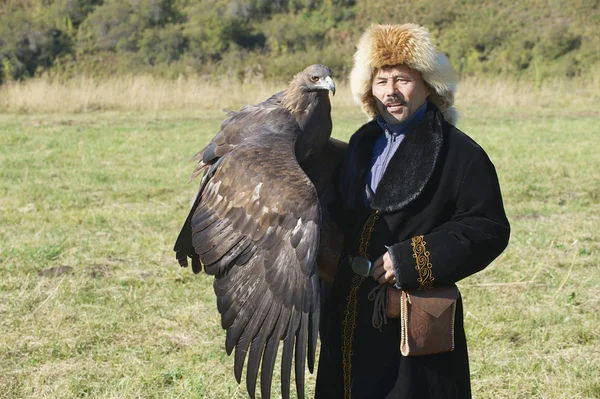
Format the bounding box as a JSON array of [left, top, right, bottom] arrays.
[[174, 65, 344, 399]]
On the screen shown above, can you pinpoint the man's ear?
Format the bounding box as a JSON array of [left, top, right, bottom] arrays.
[[425, 82, 433, 97]]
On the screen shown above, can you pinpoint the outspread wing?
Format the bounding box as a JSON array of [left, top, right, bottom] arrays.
[[174, 105, 286, 271], [188, 96, 284, 180], [189, 111, 321, 399]]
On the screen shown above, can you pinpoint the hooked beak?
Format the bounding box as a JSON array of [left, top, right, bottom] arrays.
[[318, 76, 336, 96]]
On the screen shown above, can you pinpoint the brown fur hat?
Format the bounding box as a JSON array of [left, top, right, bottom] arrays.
[[350, 23, 458, 124]]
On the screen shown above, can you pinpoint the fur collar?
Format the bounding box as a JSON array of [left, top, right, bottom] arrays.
[[341, 104, 446, 213]]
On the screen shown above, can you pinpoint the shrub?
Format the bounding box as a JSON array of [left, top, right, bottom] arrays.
[[77, 2, 137, 52], [139, 24, 187, 65], [0, 9, 73, 83], [534, 24, 582, 61]]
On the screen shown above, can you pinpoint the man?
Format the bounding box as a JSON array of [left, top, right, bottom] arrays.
[[315, 24, 510, 399]]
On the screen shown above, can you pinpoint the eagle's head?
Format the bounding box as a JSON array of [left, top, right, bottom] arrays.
[[296, 64, 336, 96]]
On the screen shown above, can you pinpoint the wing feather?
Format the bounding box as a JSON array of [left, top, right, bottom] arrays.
[[246, 299, 281, 399], [219, 258, 265, 333], [307, 274, 320, 372], [294, 312, 308, 399], [260, 306, 290, 399], [281, 313, 300, 399], [232, 279, 270, 382]]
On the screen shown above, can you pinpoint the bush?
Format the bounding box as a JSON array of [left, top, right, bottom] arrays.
[[139, 24, 187, 65], [49, 0, 103, 30], [184, 2, 245, 61], [76, 0, 179, 54], [0, 9, 73, 83], [77, 2, 137, 52], [534, 24, 582, 61]]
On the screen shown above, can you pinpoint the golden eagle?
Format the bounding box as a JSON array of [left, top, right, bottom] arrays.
[[174, 64, 344, 399]]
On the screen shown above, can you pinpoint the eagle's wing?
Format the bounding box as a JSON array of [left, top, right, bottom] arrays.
[[175, 106, 286, 272], [188, 94, 284, 180], [189, 109, 321, 399]]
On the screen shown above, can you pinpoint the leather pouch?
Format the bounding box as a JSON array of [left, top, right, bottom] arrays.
[[387, 285, 459, 356], [386, 286, 403, 318]]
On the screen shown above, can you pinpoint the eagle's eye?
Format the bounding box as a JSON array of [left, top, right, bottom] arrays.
[[310, 76, 320, 82]]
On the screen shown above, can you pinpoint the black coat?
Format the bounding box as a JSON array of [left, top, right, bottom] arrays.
[[315, 104, 510, 399]]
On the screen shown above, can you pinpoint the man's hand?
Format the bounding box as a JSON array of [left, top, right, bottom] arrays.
[[372, 251, 396, 285]]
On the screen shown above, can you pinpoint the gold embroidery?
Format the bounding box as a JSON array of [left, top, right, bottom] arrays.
[[342, 273, 363, 399], [411, 235, 434, 290], [358, 211, 379, 261], [342, 210, 379, 399]]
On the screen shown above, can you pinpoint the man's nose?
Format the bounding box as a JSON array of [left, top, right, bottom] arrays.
[[384, 80, 397, 96]]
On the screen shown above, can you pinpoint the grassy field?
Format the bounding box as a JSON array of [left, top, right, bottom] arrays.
[[0, 79, 599, 398]]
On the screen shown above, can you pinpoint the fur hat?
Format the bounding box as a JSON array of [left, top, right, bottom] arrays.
[[350, 23, 458, 124]]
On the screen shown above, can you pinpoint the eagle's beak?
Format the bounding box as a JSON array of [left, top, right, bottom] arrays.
[[317, 76, 336, 96]]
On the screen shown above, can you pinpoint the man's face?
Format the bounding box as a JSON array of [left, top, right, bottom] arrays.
[[371, 65, 430, 124]]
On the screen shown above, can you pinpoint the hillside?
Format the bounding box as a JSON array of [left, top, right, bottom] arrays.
[[0, 0, 598, 84]]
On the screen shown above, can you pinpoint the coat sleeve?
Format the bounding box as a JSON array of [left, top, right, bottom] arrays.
[[387, 150, 510, 290]]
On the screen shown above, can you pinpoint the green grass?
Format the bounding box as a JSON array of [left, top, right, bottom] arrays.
[[0, 103, 599, 398]]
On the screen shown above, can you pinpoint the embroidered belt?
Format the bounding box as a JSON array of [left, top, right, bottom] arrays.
[[341, 210, 379, 399]]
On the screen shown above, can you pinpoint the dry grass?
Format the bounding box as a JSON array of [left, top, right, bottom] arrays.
[[1, 74, 599, 115], [0, 75, 281, 114], [456, 75, 600, 110]]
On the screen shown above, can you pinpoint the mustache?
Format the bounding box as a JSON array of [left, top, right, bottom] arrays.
[[384, 96, 406, 106]]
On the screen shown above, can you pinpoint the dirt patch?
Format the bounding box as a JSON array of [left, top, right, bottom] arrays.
[[89, 264, 111, 278], [37, 265, 73, 277], [140, 272, 153, 280]]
